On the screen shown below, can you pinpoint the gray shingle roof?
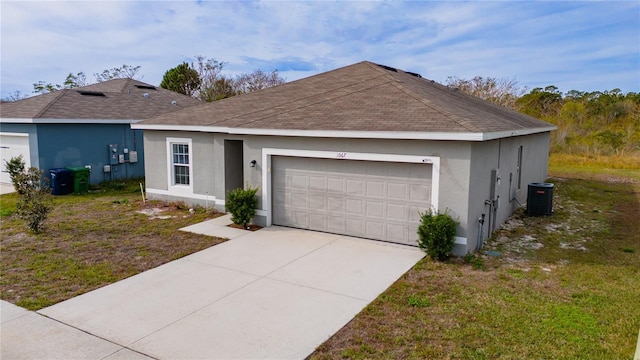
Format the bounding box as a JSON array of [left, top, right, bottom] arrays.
[[0, 79, 202, 120], [136, 61, 554, 135]]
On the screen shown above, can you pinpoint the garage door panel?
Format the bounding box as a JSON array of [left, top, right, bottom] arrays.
[[327, 197, 343, 211], [365, 163, 387, 176], [387, 182, 408, 200], [410, 184, 431, 201], [309, 213, 326, 230], [366, 181, 385, 197], [345, 218, 364, 236], [387, 162, 412, 178], [349, 161, 366, 175], [411, 164, 432, 179], [273, 190, 288, 205], [272, 156, 432, 246], [291, 212, 309, 227], [327, 178, 344, 193], [286, 156, 312, 169], [409, 206, 424, 222], [309, 195, 325, 210], [366, 201, 385, 218], [0, 134, 31, 185], [291, 193, 308, 208], [273, 172, 288, 187], [309, 176, 326, 191], [365, 221, 384, 238], [386, 203, 406, 221], [291, 175, 308, 189], [327, 216, 344, 233], [346, 198, 363, 215], [387, 224, 407, 242], [327, 160, 346, 172], [346, 179, 364, 195]]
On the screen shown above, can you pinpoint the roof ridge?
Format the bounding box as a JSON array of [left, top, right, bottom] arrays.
[[34, 89, 68, 118], [120, 78, 134, 93], [383, 71, 479, 132]]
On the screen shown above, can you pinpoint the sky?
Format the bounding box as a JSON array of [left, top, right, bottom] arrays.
[[1, 1, 639, 100]]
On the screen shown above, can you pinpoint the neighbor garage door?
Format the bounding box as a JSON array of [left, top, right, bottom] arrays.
[[272, 156, 432, 246], [0, 133, 31, 184]]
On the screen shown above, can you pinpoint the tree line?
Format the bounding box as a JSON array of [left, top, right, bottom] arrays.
[[3, 56, 285, 103], [446, 77, 640, 156], [159, 55, 285, 102], [5, 64, 638, 157]]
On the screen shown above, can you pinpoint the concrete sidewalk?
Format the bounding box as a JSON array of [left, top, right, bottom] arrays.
[[1, 301, 152, 359], [4, 215, 424, 359]]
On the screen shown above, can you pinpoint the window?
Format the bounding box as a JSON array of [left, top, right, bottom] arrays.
[[172, 143, 190, 185], [516, 146, 523, 190], [167, 138, 193, 192]]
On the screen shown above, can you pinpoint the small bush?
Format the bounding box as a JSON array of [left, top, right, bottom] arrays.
[[14, 167, 53, 234], [417, 209, 458, 261], [226, 186, 258, 228], [4, 155, 27, 194]]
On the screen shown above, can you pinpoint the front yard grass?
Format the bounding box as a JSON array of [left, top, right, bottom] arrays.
[[311, 157, 640, 359], [0, 179, 224, 310]]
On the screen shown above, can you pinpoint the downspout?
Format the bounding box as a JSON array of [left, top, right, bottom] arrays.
[[477, 213, 486, 251], [484, 199, 493, 247], [123, 125, 128, 179]]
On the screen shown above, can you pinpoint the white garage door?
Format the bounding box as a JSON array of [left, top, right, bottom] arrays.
[[0, 133, 31, 184], [272, 156, 432, 246]]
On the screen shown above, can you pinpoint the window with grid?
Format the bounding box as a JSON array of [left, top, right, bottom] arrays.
[[172, 143, 190, 185]]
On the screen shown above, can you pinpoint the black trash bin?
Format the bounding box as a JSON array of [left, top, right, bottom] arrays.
[[49, 168, 73, 195], [527, 182, 554, 216]]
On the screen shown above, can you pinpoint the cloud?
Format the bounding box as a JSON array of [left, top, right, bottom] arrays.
[[1, 0, 638, 99]]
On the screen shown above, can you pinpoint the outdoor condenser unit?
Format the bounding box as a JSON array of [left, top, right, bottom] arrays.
[[527, 182, 554, 216]]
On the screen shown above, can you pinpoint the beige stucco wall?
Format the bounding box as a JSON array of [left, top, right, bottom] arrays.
[[142, 129, 551, 255], [467, 132, 551, 252]]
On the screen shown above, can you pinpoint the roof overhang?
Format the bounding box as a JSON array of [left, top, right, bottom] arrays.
[[131, 124, 557, 141], [0, 118, 142, 124]]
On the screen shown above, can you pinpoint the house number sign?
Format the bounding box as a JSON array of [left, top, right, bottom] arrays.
[[336, 152, 347, 159]]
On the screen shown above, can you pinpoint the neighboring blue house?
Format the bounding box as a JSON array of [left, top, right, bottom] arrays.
[[0, 79, 201, 186]]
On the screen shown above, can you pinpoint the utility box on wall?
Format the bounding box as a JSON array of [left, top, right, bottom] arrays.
[[109, 144, 118, 165], [129, 151, 138, 163]]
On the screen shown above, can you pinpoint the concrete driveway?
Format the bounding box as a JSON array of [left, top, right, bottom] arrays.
[[6, 218, 424, 359]]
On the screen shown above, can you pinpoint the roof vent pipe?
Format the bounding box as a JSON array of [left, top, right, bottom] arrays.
[[171, 100, 177, 105], [143, 93, 149, 98]]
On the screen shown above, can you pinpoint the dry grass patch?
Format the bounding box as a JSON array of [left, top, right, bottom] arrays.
[[1, 180, 225, 310], [311, 164, 640, 359]]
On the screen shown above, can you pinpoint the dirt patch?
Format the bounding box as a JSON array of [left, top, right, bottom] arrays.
[[228, 223, 263, 231], [136, 207, 174, 219], [0, 193, 225, 310]]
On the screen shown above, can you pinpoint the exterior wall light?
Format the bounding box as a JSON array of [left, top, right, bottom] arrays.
[[250, 160, 257, 168]]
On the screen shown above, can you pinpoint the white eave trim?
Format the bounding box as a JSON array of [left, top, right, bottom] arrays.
[[1, 118, 142, 124], [0, 132, 29, 137], [130, 124, 557, 141]]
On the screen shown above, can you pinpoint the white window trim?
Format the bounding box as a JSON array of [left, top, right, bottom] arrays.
[[517, 145, 524, 191], [166, 137, 193, 194], [260, 148, 440, 227]]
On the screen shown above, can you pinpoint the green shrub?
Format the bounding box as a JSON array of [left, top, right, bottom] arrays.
[[4, 155, 27, 194], [15, 167, 53, 233], [226, 186, 258, 228], [417, 209, 458, 260]]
